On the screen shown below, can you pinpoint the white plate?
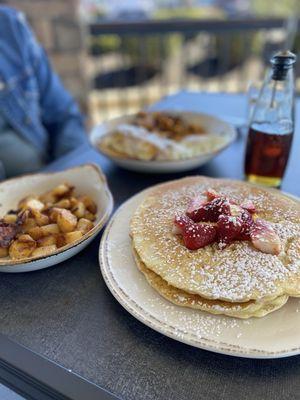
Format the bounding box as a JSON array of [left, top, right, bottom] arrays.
[[99, 187, 300, 359], [90, 112, 237, 173], [0, 164, 113, 273]]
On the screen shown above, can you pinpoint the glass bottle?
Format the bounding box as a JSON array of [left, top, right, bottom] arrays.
[[244, 50, 297, 188]]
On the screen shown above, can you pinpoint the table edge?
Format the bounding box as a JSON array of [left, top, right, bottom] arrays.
[[0, 333, 120, 400]]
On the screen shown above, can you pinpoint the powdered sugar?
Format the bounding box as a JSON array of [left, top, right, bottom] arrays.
[[132, 178, 300, 302]]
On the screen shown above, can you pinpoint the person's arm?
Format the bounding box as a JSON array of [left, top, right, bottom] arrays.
[[15, 11, 89, 159]]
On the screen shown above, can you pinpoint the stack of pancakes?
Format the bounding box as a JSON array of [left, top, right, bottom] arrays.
[[130, 177, 300, 318]]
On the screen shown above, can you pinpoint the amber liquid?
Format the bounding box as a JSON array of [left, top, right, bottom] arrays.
[[245, 125, 293, 187]]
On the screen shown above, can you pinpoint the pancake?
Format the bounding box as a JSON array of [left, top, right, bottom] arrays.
[[131, 177, 300, 303], [133, 248, 289, 318]]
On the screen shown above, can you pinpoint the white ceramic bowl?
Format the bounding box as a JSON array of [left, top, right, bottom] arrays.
[[0, 164, 113, 273], [90, 111, 237, 173]]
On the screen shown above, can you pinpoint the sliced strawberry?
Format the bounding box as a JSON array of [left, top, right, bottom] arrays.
[[217, 215, 242, 246], [206, 197, 231, 221], [182, 223, 217, 250], [204, 188, 221, 201], [238, 210, 254, 240], [227, 205, 254, 240], [250, 219, 281, 255], [186, 195, 206, 216], [186, 197, 231, 223], [241, 200, 256, 214], [173, 214, 193, 234], [205, 188, 239, 205], [186, 203, 208, 222]]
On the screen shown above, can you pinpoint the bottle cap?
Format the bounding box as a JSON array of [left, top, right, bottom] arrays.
[[271, 50, 297, 81]]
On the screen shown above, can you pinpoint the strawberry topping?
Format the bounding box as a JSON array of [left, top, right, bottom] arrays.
[[174, 190, 281, 254], [204, 188, 221, 201], [182, 223, 217, 250], [174, 215, 217, 250], [238, 210, 254, 240], [173, 214, 193, 234], [241, 200, 256, 214], [250, 219, 281, 255], [186, 197, 231, 223], [217, 215, 242, 246], [186, 195, 205, 216]]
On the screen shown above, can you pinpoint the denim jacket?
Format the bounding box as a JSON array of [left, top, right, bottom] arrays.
[[0, 6, 88, 160]]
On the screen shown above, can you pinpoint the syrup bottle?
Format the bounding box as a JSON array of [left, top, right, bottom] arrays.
[[244, 50, 297, 188]]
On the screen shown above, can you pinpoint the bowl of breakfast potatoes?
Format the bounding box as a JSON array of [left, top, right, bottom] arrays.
[[0, 164, 113, 272]]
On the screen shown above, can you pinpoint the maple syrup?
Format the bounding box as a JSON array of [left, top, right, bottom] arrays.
[[245, 125, 293, 187], [244, 50, 296, 188]]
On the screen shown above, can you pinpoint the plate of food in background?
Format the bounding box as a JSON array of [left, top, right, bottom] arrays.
[[90, 111, 237, 173], [0, 164, 113, 273]]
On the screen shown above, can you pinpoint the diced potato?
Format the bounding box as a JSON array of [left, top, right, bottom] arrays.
[[3, 214, 17, 224], [77, 218, 94, 234], [64, 231, 83, 244], [42, 203, 53, 211], [73, 202, 86, 219], [48, 207, 61, 223], [22, 217, 37, 233], [52, 183, 73, 198], [28, 198, 44, 211], [78, 196, 97, 214], [0, 247, 8, 258], [39, 191, 56, 206], [55, 199, 71, 209], [19, 196, 44, 212], [31, 245, 57, 258], [69, 197, 78, 209], [56, 234, 66, 248], [40, 224, 60, 236], [17, 234, 35, 243], [16, 209, 30, 227], [28, 224, 59, 239], [37, 235, 57, 247], [57, 210, 77, 233], [28, 226, 44, 240], [9, 238, 36, 259], [18, 195, 35, 208], [30, 209, 49, 226], [84, 211, 96, 222], [3, 183, 97, 261]]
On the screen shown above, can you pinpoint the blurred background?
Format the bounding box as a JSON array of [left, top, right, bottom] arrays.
[[4, 0, 300, 124]]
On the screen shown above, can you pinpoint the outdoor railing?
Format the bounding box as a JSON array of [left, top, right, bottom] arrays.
[[88, 18, 299, 121]]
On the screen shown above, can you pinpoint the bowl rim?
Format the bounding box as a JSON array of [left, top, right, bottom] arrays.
[[90, 110, 237, 164], [0, 164, 114, 267]]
